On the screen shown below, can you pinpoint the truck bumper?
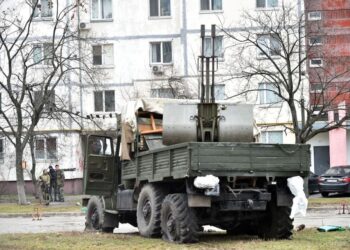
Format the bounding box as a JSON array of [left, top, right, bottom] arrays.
[[212, 190, 271, 211]]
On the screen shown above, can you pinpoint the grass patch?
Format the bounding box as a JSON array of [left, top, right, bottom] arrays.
[[0, 203, 81, 214], [0, 229, 349, 250], [308, 197, 350, 207]]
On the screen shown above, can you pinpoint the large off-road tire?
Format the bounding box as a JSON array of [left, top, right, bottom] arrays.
[[85, 196, 103, 231], [259, 202, 293, 240], [137, 184, 164, 237], [85, 196, 114, 233], [161, 193, 199, 243]]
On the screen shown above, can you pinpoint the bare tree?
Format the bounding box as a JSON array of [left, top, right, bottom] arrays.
[[220, 2, 350, 144], [0, 0, 93, 204]]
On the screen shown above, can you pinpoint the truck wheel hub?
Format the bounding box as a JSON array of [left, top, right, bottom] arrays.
[[142, 200, 151, 222], [91, 208, 99, 228], [166, 213, 176, 238]]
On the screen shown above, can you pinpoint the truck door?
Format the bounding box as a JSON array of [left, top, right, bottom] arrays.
[[84, 135, 115, 195]]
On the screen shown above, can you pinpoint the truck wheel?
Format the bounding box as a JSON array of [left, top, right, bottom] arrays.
[[137, 184, 164, 237], [321, 192, 329, 197], [85, 196, 103, 231], [259, 203, 293, 240], [85, 196, 114, 233], [161, 194, 199, 243]]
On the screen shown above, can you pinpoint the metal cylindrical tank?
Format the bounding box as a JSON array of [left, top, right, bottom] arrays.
[[163, 103, 197, 145], [163, 103, 254, 145]]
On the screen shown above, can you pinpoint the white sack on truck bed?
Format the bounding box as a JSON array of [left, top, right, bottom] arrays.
[[194, 175, 220, 189]]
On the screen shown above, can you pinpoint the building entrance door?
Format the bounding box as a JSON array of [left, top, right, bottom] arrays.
[[313, 146, 330, 175]]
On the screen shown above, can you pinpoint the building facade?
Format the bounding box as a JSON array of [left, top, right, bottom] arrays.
[[305, 0, 350, 174], [0, 0, 305, 194]]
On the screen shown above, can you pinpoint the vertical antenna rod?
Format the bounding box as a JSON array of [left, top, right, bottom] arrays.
[[200, 25, 205, 103], [211, 24, 216, 103]]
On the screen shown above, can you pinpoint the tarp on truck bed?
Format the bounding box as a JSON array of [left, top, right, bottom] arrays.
[[120, 98, 197, 160]]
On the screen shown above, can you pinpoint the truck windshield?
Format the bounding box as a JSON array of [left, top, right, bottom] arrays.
[[88, 136, 113, 156]]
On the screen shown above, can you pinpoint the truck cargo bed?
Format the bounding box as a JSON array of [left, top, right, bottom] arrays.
[[122, 142, 310, 182]]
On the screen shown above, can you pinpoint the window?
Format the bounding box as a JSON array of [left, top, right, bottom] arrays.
[[91, 0, 112, 20], [261, 131, 283, 143], [92, 44, 114, 66], [200, 0, 222, 11], [256, 0, 278, 8], [34, 90, 55, 111], [257, 34, 281, 57], [334, 111, 339, 122], [311, 106, 328, 120], [310, 58, 323, 68], [308, 11, 322, 21], [88, 136, 113, 155], [35, 137, 57, 160], [0, 138, 4, 163], [259, 83, 281, 104], [32, 0, 53, 18], [151, 42, 172, 64], [94, 90, 115, 112], [309, 36, 322, 46], [33, 43, 52, 65], [150, 0, 171, 17], [151, 88, 175, 98], [214, 84, 225, 100], [204, 36, 223, 58], [310, 83, 323, 93]]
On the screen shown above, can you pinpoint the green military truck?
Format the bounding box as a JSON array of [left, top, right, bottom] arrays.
[[82, 25, 310, 243], [82, 99, 310, 243]]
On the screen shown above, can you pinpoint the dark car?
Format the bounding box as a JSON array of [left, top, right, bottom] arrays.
[[318, 166, 350, 197], [308, 172, 319, 194]]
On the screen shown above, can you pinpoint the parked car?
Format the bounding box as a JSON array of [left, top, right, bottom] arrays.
[[308, 172, 319, 194], [318, 166, 350, 197]]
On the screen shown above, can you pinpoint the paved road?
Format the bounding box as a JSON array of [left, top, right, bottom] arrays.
[[0, 215, 138, 234], [0, 211, 349, 234]]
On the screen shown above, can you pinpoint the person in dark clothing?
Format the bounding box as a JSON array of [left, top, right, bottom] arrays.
[[55, 164, 65, 202], [48, 165, 57, 202]]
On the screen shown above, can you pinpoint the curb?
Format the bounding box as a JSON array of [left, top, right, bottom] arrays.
[[0, 212, 85, 218], [307, 206, 346, 213], [0, 208, 341, 218]]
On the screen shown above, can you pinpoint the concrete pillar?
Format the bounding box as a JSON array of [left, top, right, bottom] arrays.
[[328, 103, 347, 167]]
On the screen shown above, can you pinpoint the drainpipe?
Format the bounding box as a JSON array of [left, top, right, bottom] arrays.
[[77, 0, 84, 129]]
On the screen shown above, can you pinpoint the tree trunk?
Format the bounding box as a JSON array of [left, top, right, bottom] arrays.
[[288, 98, 302, 144], [15, 144, 27, 205], [29, 136, 39, 199]]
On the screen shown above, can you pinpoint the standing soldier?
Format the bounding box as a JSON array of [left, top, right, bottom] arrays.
[[48, 166, 57, 202], [39, 169, 50, 205], [55, 164, 65, 202]]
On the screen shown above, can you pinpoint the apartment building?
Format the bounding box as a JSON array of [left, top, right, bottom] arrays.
[[0, 0, 304, 194], [305, 0, 350, 174]]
